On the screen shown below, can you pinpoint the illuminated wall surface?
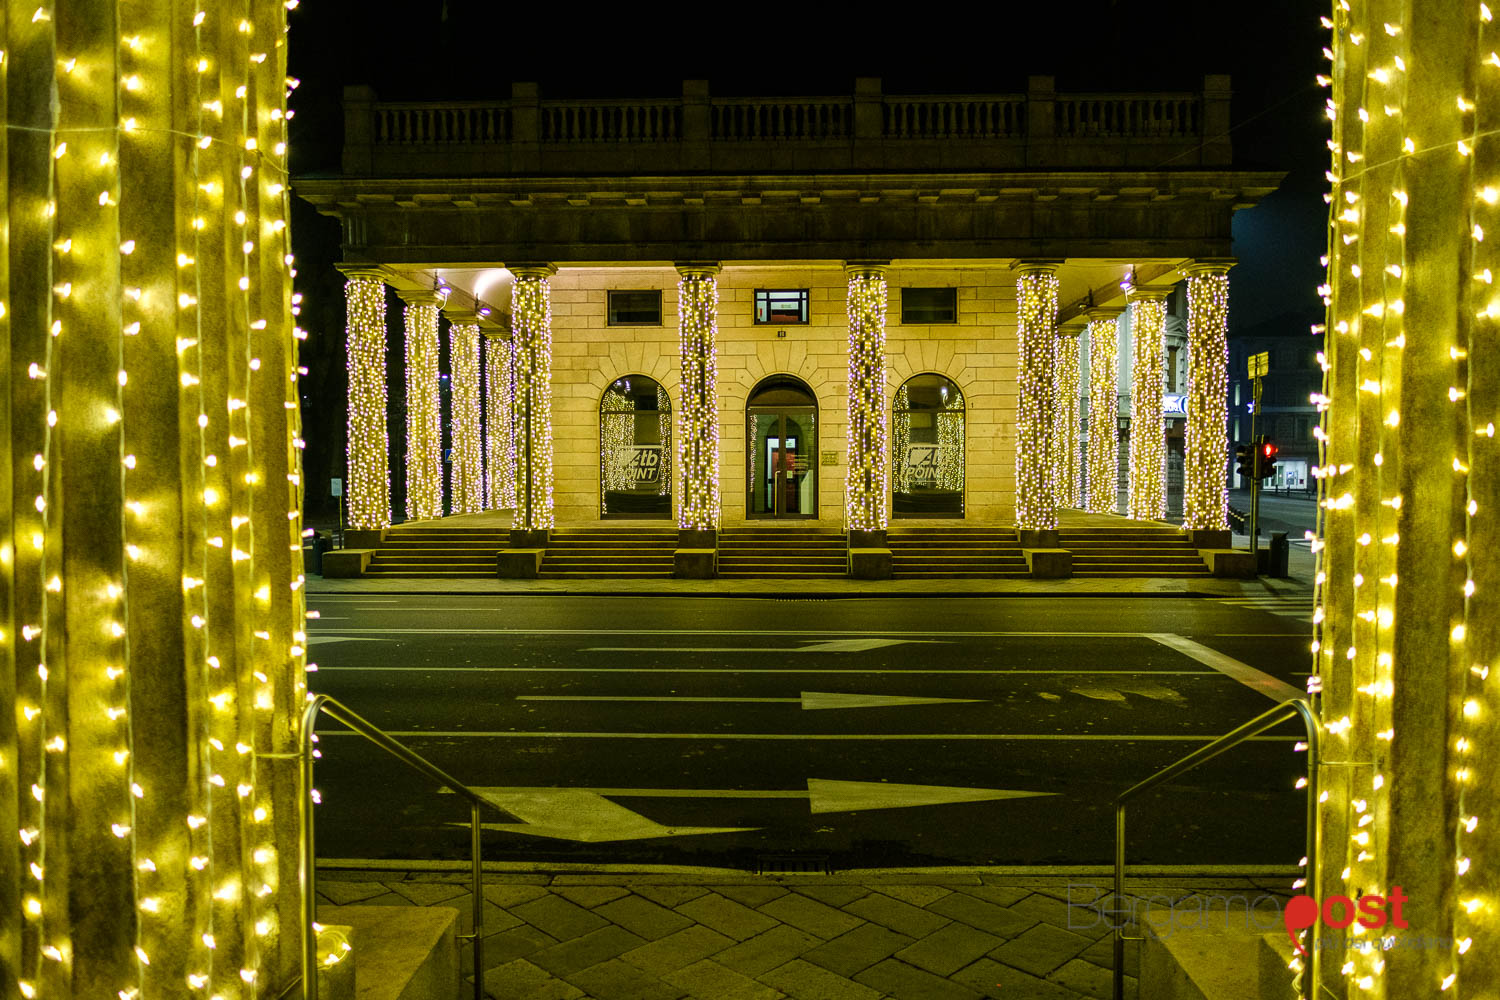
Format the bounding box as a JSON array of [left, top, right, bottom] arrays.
[[1311, 1, 1500, 995], [402, 299, 441, 521], [1127, 293, 1168, 520], [676, 267, 720, 531], [446, 321, 483, 514], [1, 0, 308, 995], [484, 333, 516, 511], [1015, 266, 1060, 530], [1053, 332, 1081, 509], [845, 266, 889, 533], [510, 270, 555, 530], [1182, 268, 1230, 531], [1085, 315, 1120, 514]]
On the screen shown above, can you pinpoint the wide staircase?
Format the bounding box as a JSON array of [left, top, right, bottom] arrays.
[[1059, 524, 1212, 577], [362, 525, 508, 578], [717, 526, 847, 578], [538, 526, 677, 578], [887, 526, 1029, 578]]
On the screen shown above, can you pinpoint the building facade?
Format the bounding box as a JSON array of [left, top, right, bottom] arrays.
[[298, 77, 1283, 546]]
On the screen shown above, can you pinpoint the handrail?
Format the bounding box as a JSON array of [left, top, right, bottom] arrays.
[[298, 694, 492, 1000], [1112, 698, 1321, 1000]]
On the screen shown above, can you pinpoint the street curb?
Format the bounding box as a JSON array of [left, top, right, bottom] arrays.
[[307, 587, 1302, 600]]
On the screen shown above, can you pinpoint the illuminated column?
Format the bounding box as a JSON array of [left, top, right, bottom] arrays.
[[343, 269, 392, 529], [676, 263, 721, 536], [484, 329, 517, 510], [1309, 4, 1500, 998], [1125, 287, 1169, 521], [845, 262, 889, 536], [1085, 309, 1122, 514], [510, 265, 556, 536], [1182, 262, 1232, 534], [1, 1, 307, 996], [400, 292, 443, 521], [445, 316, 484, 514], [1015, 263, 1061, 533], [1052, 326, 1083, 509]]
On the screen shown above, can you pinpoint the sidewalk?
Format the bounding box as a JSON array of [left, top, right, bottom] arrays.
[[317, 867, 1296, 999]]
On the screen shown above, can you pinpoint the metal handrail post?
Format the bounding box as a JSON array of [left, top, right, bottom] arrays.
[[1111, 698, 1321, 1000], [297, 693, 494, 1000]]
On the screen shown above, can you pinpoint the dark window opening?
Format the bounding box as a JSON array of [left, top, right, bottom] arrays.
[[901, 287, 958, 325], [754, 289, 810, 325], [608, 290, 663, 326]]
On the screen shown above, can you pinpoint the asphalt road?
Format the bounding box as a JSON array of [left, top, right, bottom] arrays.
[[304, 594, 1314, 872]]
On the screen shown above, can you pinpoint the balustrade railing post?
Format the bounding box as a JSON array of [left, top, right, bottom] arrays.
[[342, 84, 377, 176], [1025, 75, 1056, 167], [512, 81, 541, 172], [1201, 74, 1232, 165]]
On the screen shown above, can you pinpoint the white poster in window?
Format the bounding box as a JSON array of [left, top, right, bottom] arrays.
[[609, 444, 661, 487], [906, 444, 944, 485]]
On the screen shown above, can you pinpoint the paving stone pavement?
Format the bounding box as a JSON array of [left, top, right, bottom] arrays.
[[315, 871, 1297, 999]]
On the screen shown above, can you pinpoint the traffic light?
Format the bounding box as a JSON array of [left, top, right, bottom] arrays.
[[1257, 437, 1278, 482], [1236, 443, 1256, 482]]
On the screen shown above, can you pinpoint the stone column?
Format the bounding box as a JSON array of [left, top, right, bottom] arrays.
[[484, 327, 517, 510], [1052, 325, 1083, 509], [1014, 263, 1061, 541], [1126, 287, 1170, 521], [1, 0, 306, 994], [399, 291, 443, 521], [1084, 308, 1123, 514], [509, 265, 557, 542], [1182, 262, 1233, 539], [445, 312, 484, 514], [343, 268, 392, 532], [845, 262, 890, 543], [675, 263, 721, 546]]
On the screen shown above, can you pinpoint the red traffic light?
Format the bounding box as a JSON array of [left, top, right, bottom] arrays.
[[1262, 442, 1276, 458]]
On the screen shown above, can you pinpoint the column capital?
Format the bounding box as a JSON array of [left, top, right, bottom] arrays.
[[337, 264, 387, 283], [675, 261, 722, 279], [509, 263, 558, 280], [1056, 321, 1087, 338], [1084, 305, 1125, 321], [395, 289, 444, 308], [843, 260, 890, 279], [1011, 259, 1064, 277], [1181, 259, 1236, 278], [443, 306, 481, 324], [1124, 284, 1173, 302]]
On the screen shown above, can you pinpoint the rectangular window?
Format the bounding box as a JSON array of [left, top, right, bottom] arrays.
[[754, 289, 809, 325], [900, 287, 958, 324], [1166, 346, 1180, 392], [607, 290, 662, 326]]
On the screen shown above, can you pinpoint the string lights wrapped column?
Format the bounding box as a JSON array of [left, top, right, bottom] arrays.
[[1125, 287, 1169, 521], [676, 263, 721, 537], [344, 269, 392, 529], [1052, 327, 1083, 509], [1308, 3, 1500, 997], [484, 330, 517, 510], [1, 0, 309, 994], [446, 318, 484, 514], [509, 265, 557, 537], [1085, 310, 1121, 514], [1015, 263, 1061, 535], [400, 292, 443, 521], [1182, 262, 1232, 534], [845, 263, 889, 537]]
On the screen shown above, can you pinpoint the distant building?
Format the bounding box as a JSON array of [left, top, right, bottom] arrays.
[[1228, 312, 1323, 492]]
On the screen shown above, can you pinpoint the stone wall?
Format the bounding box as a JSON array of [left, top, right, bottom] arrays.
[[548, 266, 1019, 526]]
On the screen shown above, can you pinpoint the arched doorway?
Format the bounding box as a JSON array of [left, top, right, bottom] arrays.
[[746, 375, 818, 518], [892, 373, 965, 516], [600, 375, 672, 518]]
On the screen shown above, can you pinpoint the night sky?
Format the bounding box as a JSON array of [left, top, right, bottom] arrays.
[[285, 0, 1331, 516]]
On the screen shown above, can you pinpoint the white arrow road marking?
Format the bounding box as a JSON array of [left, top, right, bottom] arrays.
[[464, 779, 1052, 842], [582, 638, 947, 653], [1146, 633, 1303, 702], [307, 635, 390, 646], [514, 691, 983, 711]]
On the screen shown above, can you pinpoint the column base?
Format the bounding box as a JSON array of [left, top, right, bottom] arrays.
[[510, 528, 550, 548], [847, 529, 887, 548], [1185, 528, 1232, 548], [1017, 528, 1060, 548], [848, 548, 892, 580], [678, 528, 718, 549], [344, 528, 387, 549], [497, 549, 545, 578], [674, 549, 716, 579]]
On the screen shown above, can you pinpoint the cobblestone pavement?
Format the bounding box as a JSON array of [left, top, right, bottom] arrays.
[[317, 870, 1297, 999]]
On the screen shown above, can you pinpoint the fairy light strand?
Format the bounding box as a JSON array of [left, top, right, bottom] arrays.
[[1086, 314, 1121, 514], [1127, 291, 1169, 521], [676, 265, 721, 531], [510, 268, 556, 531], [1015, 265, 1060, 530], [1183, 266, 1231, 531], [845, 264, 889, 533]]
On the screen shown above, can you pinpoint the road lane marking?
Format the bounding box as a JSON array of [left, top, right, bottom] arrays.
[[307, 636, 389, 646], [303, 628, 1164, 637], [516, 692, 983, 710], [317, 731, 1295, 742], [584, 637, 946, 653], [461, 779, 1053, 841], [311, 666, 1216, 675], [1146, 634, 1303, 702]]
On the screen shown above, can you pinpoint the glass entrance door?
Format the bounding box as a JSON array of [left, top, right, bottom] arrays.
[[748, 408, 817, 518]]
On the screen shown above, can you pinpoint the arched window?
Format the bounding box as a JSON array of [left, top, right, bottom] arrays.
[[892, 374, 964, 516], [600, 375, 671, 518]]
